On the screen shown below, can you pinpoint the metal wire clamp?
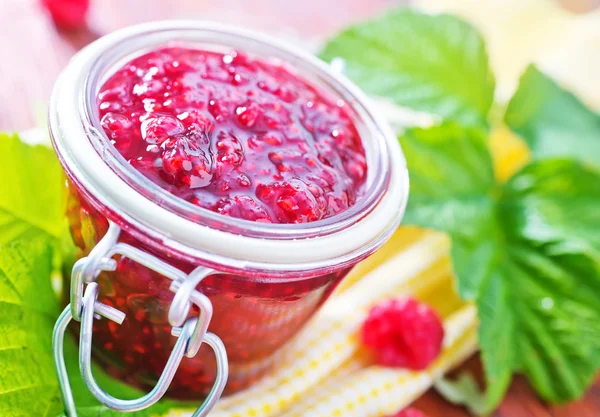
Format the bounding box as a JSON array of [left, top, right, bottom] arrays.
[[52, 221, 228, 416]]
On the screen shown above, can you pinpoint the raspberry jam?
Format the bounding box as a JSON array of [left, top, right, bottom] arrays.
[[98, 47, 367, 223], [49, 23, 406, 407]]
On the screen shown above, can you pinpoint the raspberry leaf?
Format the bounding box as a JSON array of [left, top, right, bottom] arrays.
[[0, 133, 66, 244], [505, 65, 600, 167], [0, 133, 71, 416], [400, 123, 600, 410], [0, 238, 65, 417], [492, 160, 600, 402], [399, 124, 498, 299], [500, 159, 600, 262], [319, 9, 495, 127]]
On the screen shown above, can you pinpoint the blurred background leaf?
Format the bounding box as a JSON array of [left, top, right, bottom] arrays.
[[320, 9, 495, 127]]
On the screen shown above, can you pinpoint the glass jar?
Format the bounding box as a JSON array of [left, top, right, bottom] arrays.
[[49, 21, 408, 414]]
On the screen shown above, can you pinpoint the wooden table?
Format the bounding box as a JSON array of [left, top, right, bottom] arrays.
[[1, 0, 598, 415]]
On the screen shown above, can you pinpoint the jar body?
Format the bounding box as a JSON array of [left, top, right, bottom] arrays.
[[66, 182, 350, 398]]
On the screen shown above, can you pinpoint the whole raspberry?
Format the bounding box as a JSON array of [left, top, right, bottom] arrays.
[[41, 0, 90, 31], [389, 408, 429, 417], [361, 298, 444, 370]]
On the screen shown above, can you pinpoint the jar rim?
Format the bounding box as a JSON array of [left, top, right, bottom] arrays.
[[82, 24, 391, 239], [49, 21, 409, 272]]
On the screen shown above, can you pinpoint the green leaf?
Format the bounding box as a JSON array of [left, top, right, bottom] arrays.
[[400, 123, 600, 411], [500, 159, 600, 260], [504, 65, 600, 167], [0, 238, 64, 417], [434, 373, 488, 415], [493, 160, 600, 402], [319, 9, 495, 127], [0, 133, 67, 244], [399, 123, 498, 298], [0, 133, 71, 416], [475, 264, 516, 410], [476, 237, 600, 407]]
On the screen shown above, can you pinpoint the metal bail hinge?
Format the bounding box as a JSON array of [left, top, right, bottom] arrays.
[[53, 221, 228, 416]]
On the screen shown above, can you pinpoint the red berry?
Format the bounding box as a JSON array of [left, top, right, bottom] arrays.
[[41, 0, 89, 31], [389, 408, 429, 417], [361, 298, 444, 370]]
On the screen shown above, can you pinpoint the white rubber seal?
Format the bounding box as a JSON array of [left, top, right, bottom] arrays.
[[50, 21, 408, 268]]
